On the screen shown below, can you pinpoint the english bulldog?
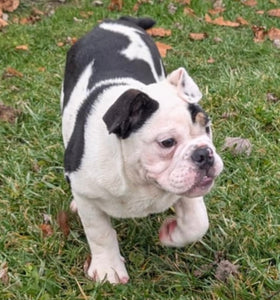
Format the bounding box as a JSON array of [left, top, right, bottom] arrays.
[[61, 16, 223, 284]]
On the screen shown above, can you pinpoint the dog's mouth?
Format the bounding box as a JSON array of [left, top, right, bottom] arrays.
[[187, 172, 215, 197]]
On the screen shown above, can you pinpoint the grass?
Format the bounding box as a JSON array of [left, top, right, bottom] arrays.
[[0, 0, 280, 299]]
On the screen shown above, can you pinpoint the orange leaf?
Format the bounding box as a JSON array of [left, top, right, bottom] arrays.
[[252, 25, 266, 43], [15, 45, 29, 51], [183, 7, 195, 17], [256, 10, 264, 15], [3, 67, 23, 78], [0, 18, 8, 27], [39, 224, 54, 237], [236, 16, 249, 25], [267, 9, 280, 18], [57, 211, 70, 237], [189, 32, 208, 41], [155, 41, 172, 58], [242, 0, 257, 6], [146, 27, 172, 37], [267, 27, 280, 41], [205, 14, 240, 27], [108, 0, 123, 11], [0, 0, 20, 12], [208, 7, 225, 15]]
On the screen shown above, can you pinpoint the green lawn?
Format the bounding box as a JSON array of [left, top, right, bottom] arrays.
[[0, 0, 279, 299]]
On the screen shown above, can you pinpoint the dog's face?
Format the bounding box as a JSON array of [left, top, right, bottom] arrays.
[[103, 68, 223, 198]]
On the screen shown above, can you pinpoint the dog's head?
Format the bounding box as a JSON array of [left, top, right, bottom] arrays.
[[103, 68, 223, 197]]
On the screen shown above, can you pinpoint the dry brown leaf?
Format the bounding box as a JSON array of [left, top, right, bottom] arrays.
[[236, 16, 249, 25], [205, 14, 240, 27], [207, 57, 215, 63], [0, 105, 20, 124], [146, 27, 172, 37], [57, 41, 64, 47], [0, 17, 8, 27], [155, 41, 172, 57], [208, 8, 225, 15], [32, 7, 44, 16], [215, 260, 239, 282], [39, 224, 54, 237], [189, 32, 208, 41], [79, 11, 94, 18], [252, 25, 267, 42], [256, 10, 265, 14], [183, 7, 195, 17], [242, 0, 257, 7], [267, 9, 280, 17], [175, 0, 191, 4], [267, 27, 280, 40], [57, 211, 70, 237], [0, 262, 9, 286], [3, 67, 23, 78], [15, 44, 29, 51], [223, 137, 252, 156], [108, 0, 122, 11], [267, 93, 280, 102], [0, 0, 19, 12]]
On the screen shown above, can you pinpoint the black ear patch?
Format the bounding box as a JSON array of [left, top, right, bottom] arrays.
[[103, 89, 159, 139]]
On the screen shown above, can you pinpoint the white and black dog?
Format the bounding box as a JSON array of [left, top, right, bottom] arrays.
[[61, 16, 223, 284]]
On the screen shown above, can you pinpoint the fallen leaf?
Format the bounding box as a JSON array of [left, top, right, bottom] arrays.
[[267, 27, 280, 41], [215, 260, 239, 282], [66, 36, 77, 45], [208, 8, 225, 15], [155, 41, 172, 57], [168, 3, 177, 15], [32, 7, 44, 16], [57, 211, 70, 237], [189, 32, 208, 41], [213, 36, 223, 43], [39, 224, 54, 237], [92, 0, 103, 6], [183, 7, 195, 17], [213, 0, 224, 9], [252, 25, 266, 42], [223, 137, 252, 156], [256, 10, 265, 15], [80, 11, 94, 18], [15, 45, 29, 51], [146, 27, 172, 37], [0, 0, 19, 12], [0, 262, 9, 285], [0, 17, 8, 27], [205, 14, 240, 27], [242, 0, 257, 7], [108, 0, 122, 11], [267, 93, 280, 102], [3, 67, 23, 78], [222, 112, 238, 119], [236, 16, 249, 25], [57, 41, 64, 47], [207, 57, 215, 63], [175, 0, 191, 4], [273, 39, 280, 48], [267, 8, 280, 17]]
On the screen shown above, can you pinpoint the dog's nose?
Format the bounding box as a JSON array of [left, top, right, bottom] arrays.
[[191, 147, 214, 169]]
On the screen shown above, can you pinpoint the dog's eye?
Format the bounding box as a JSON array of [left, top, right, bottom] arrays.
[[160, 138, 177, 148]]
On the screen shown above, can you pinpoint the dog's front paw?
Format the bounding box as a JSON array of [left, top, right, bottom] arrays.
[[84, 254, 129, 284], [159, 216, 208, 247]]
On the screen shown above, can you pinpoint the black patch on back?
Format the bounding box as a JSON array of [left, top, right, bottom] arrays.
[[61, 17, 165, 111], [103, 89, 159, 139], [64, 84, 115, 173], [188, 104, 209, 124]]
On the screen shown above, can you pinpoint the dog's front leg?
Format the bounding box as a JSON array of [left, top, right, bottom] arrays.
[[73, 193, 129, 284], [159, 197, 209, 247]]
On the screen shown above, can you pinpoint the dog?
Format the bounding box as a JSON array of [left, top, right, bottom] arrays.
[[61, 16, 223, 284]]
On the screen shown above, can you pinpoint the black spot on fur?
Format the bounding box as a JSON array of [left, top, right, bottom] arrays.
[[64, 84, 115, 173], [188, 103, 209, 124]]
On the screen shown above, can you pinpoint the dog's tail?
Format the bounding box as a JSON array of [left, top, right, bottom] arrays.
[[119, 16, 156, 30]]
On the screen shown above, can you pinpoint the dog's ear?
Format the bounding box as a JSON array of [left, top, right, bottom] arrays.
[[103, 89, 159, 139], [167, 67, 202, 104]]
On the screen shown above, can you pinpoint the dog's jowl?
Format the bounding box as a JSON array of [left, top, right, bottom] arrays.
[[61, 16, 223, 284]]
